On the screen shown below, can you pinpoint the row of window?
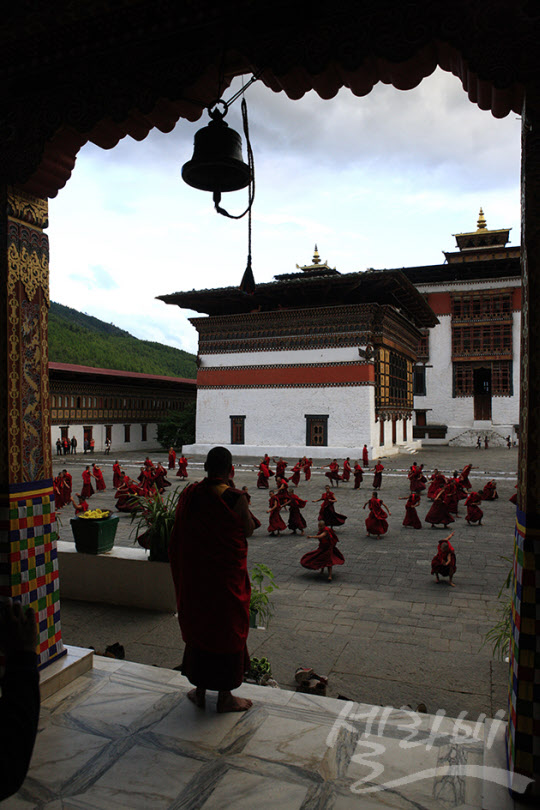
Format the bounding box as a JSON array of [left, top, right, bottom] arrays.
[[451, 291, 513, 319], [414, 361, 513, 398], [52, 394, 186, 410], [451, 323, 512, 357], [59, 424, 148, 443]]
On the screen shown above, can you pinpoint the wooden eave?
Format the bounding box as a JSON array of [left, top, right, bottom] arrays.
[[158, 269, 438, 329]]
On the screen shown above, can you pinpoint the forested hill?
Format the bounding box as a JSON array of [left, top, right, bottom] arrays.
[[48, 302, 197, 379]]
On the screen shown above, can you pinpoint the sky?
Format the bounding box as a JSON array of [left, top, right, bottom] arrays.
[[47, 67, 522, 356]]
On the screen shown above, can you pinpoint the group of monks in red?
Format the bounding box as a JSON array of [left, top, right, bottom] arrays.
[[114, 457, 172, 512], [54, 464, 106, 514], [167, 448, 189, 478]]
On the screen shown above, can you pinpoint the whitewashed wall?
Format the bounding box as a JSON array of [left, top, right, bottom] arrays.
[[51, 422, 160, 454]]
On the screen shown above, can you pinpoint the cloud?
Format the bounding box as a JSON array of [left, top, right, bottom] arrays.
[[47, 65, 521, 356]]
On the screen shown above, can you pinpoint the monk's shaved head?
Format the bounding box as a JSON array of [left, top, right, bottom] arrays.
[[205, 446, 233, 477]]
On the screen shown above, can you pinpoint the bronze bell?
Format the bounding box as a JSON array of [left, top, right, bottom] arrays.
[[182, 106, 251, 194]]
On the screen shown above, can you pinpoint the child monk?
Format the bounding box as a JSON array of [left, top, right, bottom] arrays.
[[431, 532, 457, 586]]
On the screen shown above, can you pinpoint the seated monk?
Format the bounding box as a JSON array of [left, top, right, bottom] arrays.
[[169, 446, 255, 713], [481, 480, 498, 500]]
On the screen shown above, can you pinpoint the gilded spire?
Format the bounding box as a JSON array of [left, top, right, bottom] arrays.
[[312, 244, 321, 265], [477, 207, 487, 231]]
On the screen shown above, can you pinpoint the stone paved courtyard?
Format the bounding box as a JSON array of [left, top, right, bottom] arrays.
[[55, 445, 517, 720]]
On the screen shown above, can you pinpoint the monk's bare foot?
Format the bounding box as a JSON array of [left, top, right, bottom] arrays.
[[328, 575, 332, 581], [449, 581, 456, 587], [217, 692, 252, 713], [187, 687, 206, 708]]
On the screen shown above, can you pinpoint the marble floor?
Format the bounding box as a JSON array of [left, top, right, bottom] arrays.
[[5, 655, 519, 809]]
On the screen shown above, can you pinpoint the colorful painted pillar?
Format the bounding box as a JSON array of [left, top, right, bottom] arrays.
[[0, 186, 65, 668], [507, 86, 540, 799]]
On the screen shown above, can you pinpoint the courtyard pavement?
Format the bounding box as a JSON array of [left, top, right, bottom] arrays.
[[54, 444, 517, 721]]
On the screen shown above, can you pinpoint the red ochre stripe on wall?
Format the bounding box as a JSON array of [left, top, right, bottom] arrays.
[[198, 364, 375, 387], [426, 291, 452, 315]]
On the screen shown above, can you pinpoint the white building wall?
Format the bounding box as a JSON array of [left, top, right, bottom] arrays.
[[201, 346, 364, 367], [51, 422, 160, 455], [188, 384, 385, 459]]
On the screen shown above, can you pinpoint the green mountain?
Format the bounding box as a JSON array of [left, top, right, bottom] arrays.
[[48, 302, 197, 379]]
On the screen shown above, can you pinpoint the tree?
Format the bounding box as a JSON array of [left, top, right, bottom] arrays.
[[157, 403, 196, 450]]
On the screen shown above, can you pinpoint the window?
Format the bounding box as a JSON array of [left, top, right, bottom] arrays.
[[492, 361, 513, 396], [413, 366, 426, 396], [376, 348, 413, 410], [452, 323, 512, 357], [105, 425, 112, 442], [416, 411, 427, 427], [305, 415, 328, 446], [124, 424, 131, 443], [453, 364, 474, 397], [141, 424, 147, 441], [417, 331, 429, 361], [230, 415, 245, 445]]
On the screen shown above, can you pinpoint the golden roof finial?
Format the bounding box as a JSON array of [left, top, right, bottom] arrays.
[[313, 244, 321, 265], [477, 207, 487, 231]]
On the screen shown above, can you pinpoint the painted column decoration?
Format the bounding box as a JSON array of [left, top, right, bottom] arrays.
[[0, 186, 65, 668], [507, 87, 540, 797]]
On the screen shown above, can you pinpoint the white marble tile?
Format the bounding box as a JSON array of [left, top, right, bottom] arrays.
[[242, 715, 337, 777], [201, 770, 309, 809], [237, 682, 295, 706], [288, 692, 358, 716], [91, 656, 126, 674], [345, 733, 483, 809], [26, 726, 110, 790], [64, 677, 180, 737], [58, 744, 203, 809], [150, 696, 244, 749], [0, 796, 38, 809]]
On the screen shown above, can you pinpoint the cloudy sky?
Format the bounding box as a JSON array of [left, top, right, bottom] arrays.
[[47, 68, 521, 355]]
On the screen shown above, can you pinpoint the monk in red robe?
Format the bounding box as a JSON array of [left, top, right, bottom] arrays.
[[431, 532, 457, 586], [363, 492, 391, 536], [257, 461, 271, 488], [313, 486, 347, 527], [324, 460, 342, 485], [290, 461, 302, 486], [113, 460, 123, 489], [168, 447, 176, 469], [510, 485, 517, 505], [267, 492, 286, 535], [92, 464, 106, 491], [169, 446, 255, 713], [177, 456, 189, 478], [372, 462, 384, 489], [427, 470, 446, 500], [460, 464, 473, 490], [425, 489, 455, 528], [287, 488, 307, 534], [71, 493, 89, 515], [301, 521, 344, 581], [362, 444, 369, 467], [304, 458, 313, 481], [400, 492, 422, 529], [465, 491, 483, 525], [81, 466, 95, 498], [275, 458, 287, 479], [353, 462, 363, 489], [481, 480, 498, 500], [342, 458, 352, 483]]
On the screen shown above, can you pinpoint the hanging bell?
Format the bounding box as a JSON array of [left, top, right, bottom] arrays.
[[182, 104, 251, 195]]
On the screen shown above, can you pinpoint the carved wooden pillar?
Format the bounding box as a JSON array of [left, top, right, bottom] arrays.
[[507, 85, 540, 799], [0, 186, 65, 668]]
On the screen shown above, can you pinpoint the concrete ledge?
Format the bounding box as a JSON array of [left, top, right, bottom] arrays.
[[40, 644, 94, 700], [57, 541, 176, 611]]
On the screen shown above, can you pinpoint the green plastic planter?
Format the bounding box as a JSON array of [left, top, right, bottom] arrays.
[[70, 516, 119, 554]]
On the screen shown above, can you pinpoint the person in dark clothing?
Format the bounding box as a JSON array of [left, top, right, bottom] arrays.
[[0, 600, 40, 801]]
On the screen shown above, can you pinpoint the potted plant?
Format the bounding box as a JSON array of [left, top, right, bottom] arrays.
[[130, 487, 181, 562], [249, 563, 278, 628], [245, 656, 273, 685]]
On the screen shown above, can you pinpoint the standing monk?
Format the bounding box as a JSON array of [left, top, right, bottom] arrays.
[[168, 447, 176, 469], [113, 460, 123, 489], [353, 461, 363, 489], [177, 455, 189, 478], [372, 461, 384, 489], [169, 447, 255, 713], [362, 444, 369, 467], [303, 458, 313, 481], [80, 466, 95, 499], [342, 458, 352, 483], [92, 464, 106, 492]]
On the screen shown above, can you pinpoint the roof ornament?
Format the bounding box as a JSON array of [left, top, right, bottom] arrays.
[[477, 207, 487, 231], [313, 245, 321, 265]]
